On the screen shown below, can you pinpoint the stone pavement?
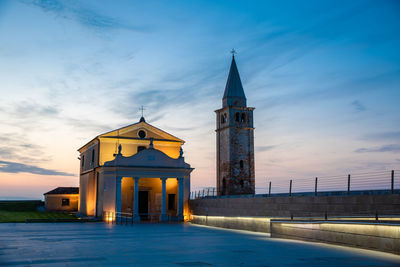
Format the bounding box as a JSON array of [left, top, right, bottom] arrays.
[[0, 222, 399, 266]]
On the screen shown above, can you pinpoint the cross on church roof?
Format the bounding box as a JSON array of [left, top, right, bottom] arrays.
[[139, 105, 146, 117], [231, 49, 236, 57], [139, 105, 146, 122]]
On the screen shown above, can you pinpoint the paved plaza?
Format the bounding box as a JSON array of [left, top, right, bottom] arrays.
[[0, 222, 399, 266]]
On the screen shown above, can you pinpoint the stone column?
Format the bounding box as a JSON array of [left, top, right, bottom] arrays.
[[160, 177, 168, 222], [115, 176, 122, 214], [133, 177, 140, 222], [177, 177, 184, 221]]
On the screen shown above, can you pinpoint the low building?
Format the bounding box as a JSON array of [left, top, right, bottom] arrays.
[[44, 187, 79, 212]]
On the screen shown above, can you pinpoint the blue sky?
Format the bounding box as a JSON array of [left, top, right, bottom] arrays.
[[0, 0, 399, 199]]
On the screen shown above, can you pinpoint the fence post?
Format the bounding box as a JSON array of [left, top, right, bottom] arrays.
[[207, 188, 210, 197], [268, 181, 271, 197], [213, 188, 215, 196], [202, 189, 205, 197], [314, 177, 318, 196], [289, 179, 292, 197], [391, 170, 394, 194], [347, 174, 351, 195]]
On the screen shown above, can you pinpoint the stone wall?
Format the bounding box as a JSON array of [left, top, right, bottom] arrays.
[[190, 194, 400, 218], [191, 215, 271, 232], [271, 220, 400, 255]]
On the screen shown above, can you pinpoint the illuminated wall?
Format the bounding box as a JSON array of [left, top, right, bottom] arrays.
[[191, 215, 271, 232], [45, 194, 79, 211], [78, 171, 96, 216], [271, 221, 400, 255]]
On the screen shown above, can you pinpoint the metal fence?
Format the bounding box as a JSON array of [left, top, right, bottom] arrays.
[[191, 170, 400, 199]]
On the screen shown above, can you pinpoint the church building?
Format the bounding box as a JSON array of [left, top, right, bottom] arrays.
[[215, 54, 255, 195], [78, 117, 193, 221]]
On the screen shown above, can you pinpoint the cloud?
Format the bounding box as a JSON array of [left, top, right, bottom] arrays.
[[13, 100, 59, 117], [355, 144, 400, 153], [255, 69, 400, 112], [351, 100, 366, 112], [362, 131, 400, 142], [22, 0, 144, 32], [0, 160, 75, 176], [256, 145, 276, 152], [0, 133, 51, 163]]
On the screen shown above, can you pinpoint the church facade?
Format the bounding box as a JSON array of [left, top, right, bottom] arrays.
[[215, 55, 255, 195], [78, 118, 193, 221]]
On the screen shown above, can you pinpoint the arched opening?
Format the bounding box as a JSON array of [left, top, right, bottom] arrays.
[[235, 112, 240, 122], [241, 113, 246, 122], [240, 160, 244, 169], [220, 114, 225, 124], [240, 179, 244, 188]]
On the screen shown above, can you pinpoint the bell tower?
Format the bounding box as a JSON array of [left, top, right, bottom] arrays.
[[215, 53, 255, 195]]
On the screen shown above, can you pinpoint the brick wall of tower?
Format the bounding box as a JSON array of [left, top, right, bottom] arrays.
[[216, 107, 255, 196], [227, 108, 255, 195], [216, 107, 231, 195]]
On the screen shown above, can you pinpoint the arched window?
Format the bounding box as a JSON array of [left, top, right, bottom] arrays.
[[240, 160, 244, 169], [241, 113, 246, 122], [235, 112, 240, 122], [220, 114, 225, 124], [81, 155, 85, 167]]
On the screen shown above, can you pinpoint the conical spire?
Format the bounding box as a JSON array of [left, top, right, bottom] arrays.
[[223, 54, 246, 107]]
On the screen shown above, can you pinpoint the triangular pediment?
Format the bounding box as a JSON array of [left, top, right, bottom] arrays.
[[99, 121, 183, 142], [104, 147, 190, 169]]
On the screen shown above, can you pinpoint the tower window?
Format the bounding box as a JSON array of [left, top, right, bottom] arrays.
[[138, 130, 146, 139], [240, 160, 244, 169], [81, 155, 85, 167], [235, 112, 240, 122], [222, 178, 226, 195], [221, 114, 225, 124], [240, 180, 244, 188], [241, 113, 246, 122]]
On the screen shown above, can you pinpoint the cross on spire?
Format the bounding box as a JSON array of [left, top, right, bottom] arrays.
[[230, 48, 236, 58]]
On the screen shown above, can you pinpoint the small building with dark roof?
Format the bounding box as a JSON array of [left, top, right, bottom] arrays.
[[44, 187, 79, 212]]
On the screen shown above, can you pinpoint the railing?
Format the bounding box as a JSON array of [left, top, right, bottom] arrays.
[[191, 170, 400, 199], [103, 211, 167, 224]]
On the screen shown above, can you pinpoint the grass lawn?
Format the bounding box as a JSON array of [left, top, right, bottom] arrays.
[[0, 211, 77, 223]]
